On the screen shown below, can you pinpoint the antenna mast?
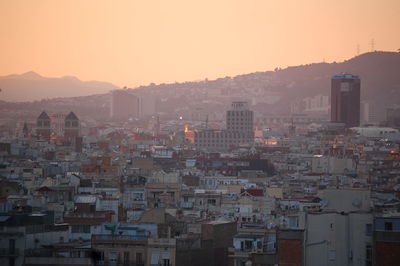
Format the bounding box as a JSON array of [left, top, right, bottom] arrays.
[[370, 39, 375, 52]]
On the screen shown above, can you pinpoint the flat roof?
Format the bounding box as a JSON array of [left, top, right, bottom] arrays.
[[332, 74, 360, 79]]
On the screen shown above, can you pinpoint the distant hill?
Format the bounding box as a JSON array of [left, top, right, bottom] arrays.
[[1, 51, 399, 122], [0, 71, 118, 102], [128, 51, 400, 116], [269, 51, 400, 112]]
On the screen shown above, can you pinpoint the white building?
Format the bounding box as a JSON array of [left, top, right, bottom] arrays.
[[306, 189, 373, 266], [312, 155, 357, 174], [195, 102, 254, 150]]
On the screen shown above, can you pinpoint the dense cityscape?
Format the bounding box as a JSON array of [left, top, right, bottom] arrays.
[[0, 72, 399, 266], [1, 1, 400, 266]]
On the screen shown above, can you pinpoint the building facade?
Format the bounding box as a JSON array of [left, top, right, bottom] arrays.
[[36, 111, 51, 141], [195, 102, 254, 150], [64, 112, 80, 140], [331, 74, 361, 127]]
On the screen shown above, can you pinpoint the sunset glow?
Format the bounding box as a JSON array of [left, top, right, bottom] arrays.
[[1, 0, 399, 88]]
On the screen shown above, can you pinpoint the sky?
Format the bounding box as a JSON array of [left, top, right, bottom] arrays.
[[0, 0, 399, 88]]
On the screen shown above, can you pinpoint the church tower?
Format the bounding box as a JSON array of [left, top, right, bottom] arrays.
[[64, 111, 80, 140], [36, 111, 51, 141]]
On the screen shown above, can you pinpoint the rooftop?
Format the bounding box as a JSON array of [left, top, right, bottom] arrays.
[[331, 74, 360, 79]]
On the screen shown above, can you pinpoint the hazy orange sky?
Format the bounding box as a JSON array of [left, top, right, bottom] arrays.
[[0, 0, 399, 88]]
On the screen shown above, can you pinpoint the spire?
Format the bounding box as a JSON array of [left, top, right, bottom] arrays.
[[65, 111, 79, 121], [22, 122, 28, 134], [37, 111, 50, 120]]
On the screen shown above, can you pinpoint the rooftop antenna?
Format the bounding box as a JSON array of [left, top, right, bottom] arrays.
[[356, 44, 360, 55], [155, 116, 160, 136], [370, 39, 375, 52], [205, 114, 209, 129]]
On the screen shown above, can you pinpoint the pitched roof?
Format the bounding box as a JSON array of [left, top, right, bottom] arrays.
[[38, 111, 50, 120], [240, 188, 264, 197], [65, 111, 79, 121]]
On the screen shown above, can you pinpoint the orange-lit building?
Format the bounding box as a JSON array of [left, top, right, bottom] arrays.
[[184, 125, 195, 143]]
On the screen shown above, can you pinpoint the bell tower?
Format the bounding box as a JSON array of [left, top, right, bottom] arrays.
[[36, 111, 51, 141]]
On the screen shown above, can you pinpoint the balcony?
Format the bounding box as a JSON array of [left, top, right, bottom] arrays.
[[25, 257, 92, 265], [228, 246, 276, 255], [0, 248, 19, 256], [95, 261, 144, 266], [0, 228, 24, 236], [148, 238, 176, 247], [180, 201, 194, 209], [92, 234, 148, 244], [24, 248, 53, 257]]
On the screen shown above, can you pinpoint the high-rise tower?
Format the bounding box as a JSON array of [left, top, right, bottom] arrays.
[[194, 101, 254, 150], [226, 101, 254, 133], [331, 74, 361, 127]]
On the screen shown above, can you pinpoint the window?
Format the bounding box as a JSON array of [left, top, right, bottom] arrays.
[[71, 225, 90, 233], [109, 252, 118, 263], [72, 225, 79, 233], [83, 225, 90, 233], [365, 224, 372, 236], [124, 252, 129, 264], [136, 253, 143, 264], [288, 217, 299, 228], [244, 240, 253, 250], [328, 250, 336, 260], [366, 244, 372, 266], [9, 239, 15, 253], [384, 222, 393, 231], [207, 199, 216, 206]]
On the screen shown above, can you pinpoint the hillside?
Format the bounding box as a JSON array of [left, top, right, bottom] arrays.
[[129, 51, 400, 116], [1, 51, 399, 122], [0, 71, 118, 102]]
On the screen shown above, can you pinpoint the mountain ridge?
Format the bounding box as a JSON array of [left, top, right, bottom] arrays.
[[0, 71, 118, 102], [1, 51, 399, 121]]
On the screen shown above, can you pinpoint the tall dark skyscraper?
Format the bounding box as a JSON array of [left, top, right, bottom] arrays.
[[331, 74, 361, 127]]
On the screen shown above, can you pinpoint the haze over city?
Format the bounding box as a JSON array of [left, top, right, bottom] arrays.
[[1, 0, 400, 89], [1, 1, 400, 266]]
